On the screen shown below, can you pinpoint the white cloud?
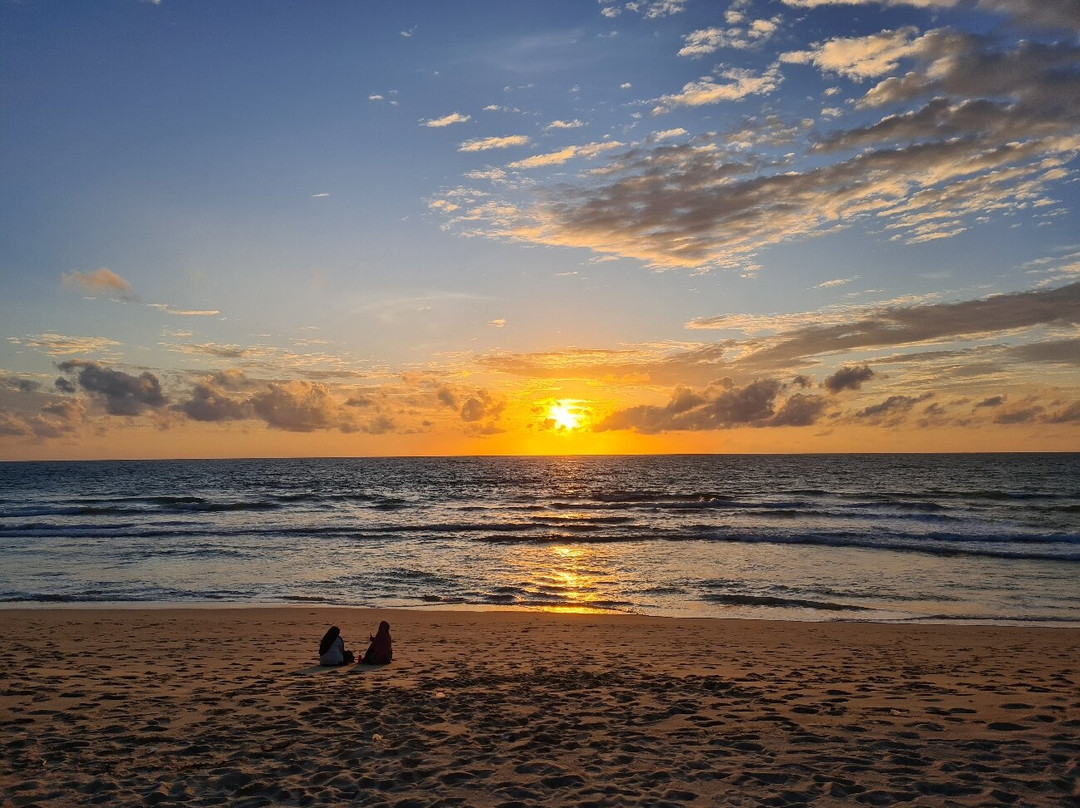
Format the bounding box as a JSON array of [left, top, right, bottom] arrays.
[[652, 67, 781, 114], [147, 304, 221, 317], [507, 141, 624, 169], [458, 135, 531, 152], [781, 27, 921, 80], [678, 18, 781, 57], [545, 119, 586, 130], [9, 334, 122, 356], [423, 112, 471, 127]]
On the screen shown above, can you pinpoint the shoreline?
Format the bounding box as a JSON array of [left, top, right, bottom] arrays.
[[3, 607, 1077, 806], [3, 601, 1079, 628]]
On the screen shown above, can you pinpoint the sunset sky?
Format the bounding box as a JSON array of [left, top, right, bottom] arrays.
[[2, 0, 1079, 459]]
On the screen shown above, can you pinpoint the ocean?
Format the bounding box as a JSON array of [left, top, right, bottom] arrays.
[[0, 454, 1077, 624]]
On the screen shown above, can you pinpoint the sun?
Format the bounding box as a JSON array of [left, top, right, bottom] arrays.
[[547, 400, 585, 431]]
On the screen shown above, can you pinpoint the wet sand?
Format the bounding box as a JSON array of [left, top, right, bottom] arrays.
[[1, 608, 1077, 807]]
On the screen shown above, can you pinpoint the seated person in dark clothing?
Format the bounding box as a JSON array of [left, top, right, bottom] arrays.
[[362, 621, 392, 665]]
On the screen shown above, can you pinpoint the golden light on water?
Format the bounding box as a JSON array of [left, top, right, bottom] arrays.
[[527, 544, 611, 614]]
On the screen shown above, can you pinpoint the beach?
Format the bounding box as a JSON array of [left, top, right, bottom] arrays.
[[1, 608, 1077, 807]]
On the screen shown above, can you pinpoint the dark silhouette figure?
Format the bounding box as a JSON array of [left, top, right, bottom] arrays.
[[318, 625, 355, 666], [362, 621, 393, 665]]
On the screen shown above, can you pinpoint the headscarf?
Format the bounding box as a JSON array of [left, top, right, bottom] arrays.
[[365, 620, 392, 664], [319, 625, 340, 657]]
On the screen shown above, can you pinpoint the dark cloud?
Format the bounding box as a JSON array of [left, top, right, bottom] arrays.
[[250, 382, 336, 432], [854, 393, 933, 423], [732, 283, 1080, 367], [769, 393, 829, 426], [824, 364, 875, 393], [1, 375, 40, 393], [57, 360, 166, 416], [1008, 338, 1080, 365], [1047, 401, 1080, 423], [54, 377, 77, 394], [975, 395, 1005, 408], [1, 375, 41, 393], [995, 407, 1042, 424], [595, 378, 827, 433], [437, 386, 458, 408], [0, 400, 86, 439], [980, 0, 1080, 33], [178, 383, 252, 423], [460, 390, 505, 423]]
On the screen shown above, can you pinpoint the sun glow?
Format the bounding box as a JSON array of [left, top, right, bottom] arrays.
[[547, 400, 586, 431]]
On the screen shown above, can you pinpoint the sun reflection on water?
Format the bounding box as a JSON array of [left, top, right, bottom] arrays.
[[523, 544, 613, 614]]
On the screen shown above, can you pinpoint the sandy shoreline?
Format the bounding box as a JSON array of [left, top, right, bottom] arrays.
[[2, 608, 1077, 807]]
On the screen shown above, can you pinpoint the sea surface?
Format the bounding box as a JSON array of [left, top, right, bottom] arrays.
[[0, 454, 1077, 624]]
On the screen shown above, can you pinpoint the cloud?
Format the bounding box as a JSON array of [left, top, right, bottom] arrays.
[[9, 334, 122, 356], [651, 67, 781, 114], [824, 364, 875, 392], [815, 277, 858, 289], [854, 392, 933, 424], [780, 0, 1080, 34], [995, 406, 1041, 424], [146, 303, 221, 317], [460, 389, 505, 423], [62, 267, 137, 301], [487, 318, 506, 327], [652, 128, 688, 141], [250, 381, 338, 432], [726, 283, 1080, 367], [1047, 400, 1080, 423], [595, 378, 827, 432], [162, 342, 249, 359], [436, 13, 1078, 269], [0, 399, 87, 440], [458, 135, 531, 152], [1, 375, 41, 394], [507, 140, 623, 169], [600, 0, 686, 18], [423, 112, 471, 127], [545, 119, 586, 130], [57, 360, 167, 416], [678, 18, 781, 58], [177, 379, 253, 423], [781, 27, 923, 80], [311, 192, 330, 198], [1008, 338, 1080, 366]]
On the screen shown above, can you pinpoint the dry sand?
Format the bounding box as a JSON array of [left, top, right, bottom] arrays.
[[1, 608, 1077, 807]]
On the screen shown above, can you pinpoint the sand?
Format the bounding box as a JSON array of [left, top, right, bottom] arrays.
[[0, 608, 1077, 807]]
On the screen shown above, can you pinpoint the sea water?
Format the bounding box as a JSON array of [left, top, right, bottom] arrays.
[[0, 454, 1077, 623]]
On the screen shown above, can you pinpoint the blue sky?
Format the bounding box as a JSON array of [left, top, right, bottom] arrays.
[[2, 0, 1079, 458]]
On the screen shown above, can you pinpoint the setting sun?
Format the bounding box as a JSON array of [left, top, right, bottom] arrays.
[[547, 401, 586, 431]]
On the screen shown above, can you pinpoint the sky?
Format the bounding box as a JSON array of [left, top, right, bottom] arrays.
[[1, 0, 1079, 460]]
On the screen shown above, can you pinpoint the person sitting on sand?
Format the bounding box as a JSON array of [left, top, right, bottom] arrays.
[[361, 620, 392, 665], [318, 625, 355, 666]]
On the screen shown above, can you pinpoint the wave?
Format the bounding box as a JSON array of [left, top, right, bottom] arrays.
[[701, 593, 870, 612]]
